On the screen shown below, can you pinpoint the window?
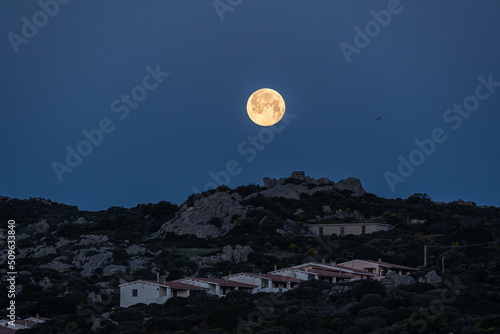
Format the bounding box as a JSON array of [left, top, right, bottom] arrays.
[[132, 289, 138, 297], [340, 227, 345, 236], [361, 226, 366, 234], [319, 227, 323, 236]]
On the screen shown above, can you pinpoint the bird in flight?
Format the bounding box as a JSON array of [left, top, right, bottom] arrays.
[[376, 116, 383, 120]]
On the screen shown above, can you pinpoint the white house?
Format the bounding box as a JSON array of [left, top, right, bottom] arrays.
[[222, 272, 306, 293], [306, 223, 392, 237], [338, 259, 418, 278], [283, 262, 377, 281], [119, 280, 209, 308], [175, 277, 257, 296]]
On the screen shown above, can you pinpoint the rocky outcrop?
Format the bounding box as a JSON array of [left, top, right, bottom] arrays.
[[260, 172, 366, 198], [40, 260, 73, 273], [152, 192, 249, 239], [18, 245, 57, 259], [450, 199, 476, 207], [260, 184, 302, 200], [221, 245, 253, 263], [73, 248, 113, 277], [424, 270, 442, 286], [129, 258, 149, 273], [103, 265, 128, 275], [38, 277, 53, 288], [26, 219, 50, 235], [276, 219, 307, 236], [263, 177, 278, 188], [79, 234, 109, 246], [332, 209, 365, 222], [384, 271, 416, 285], [126, 245, 146, 255], [334, 177, 366, 196]]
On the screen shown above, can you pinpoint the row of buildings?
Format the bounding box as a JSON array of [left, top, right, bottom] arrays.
[[119, 259, 418, 307], [0, 316, 48, 334]]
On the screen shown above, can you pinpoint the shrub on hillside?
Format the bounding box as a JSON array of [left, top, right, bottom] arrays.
[[351, 280, 386, 300]]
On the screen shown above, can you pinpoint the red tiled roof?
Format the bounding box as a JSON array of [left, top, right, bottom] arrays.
[[119, 280, 209, 290], [0, 325, 17, 334], [297, 268, 355, 278], [142, 280, 210, 290], [328, 264, 375, 275], [234, 272, 306, 282], [181, 277, 258, 288], [340, 260, 418, 271], [292, 262, 376, 276]]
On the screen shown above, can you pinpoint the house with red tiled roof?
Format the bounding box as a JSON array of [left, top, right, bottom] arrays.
[[222, 272, 306, 293], [0, 315, 48, 333], [288, 262, 377, 281], [338, 259, 418, 278], [175, 277, 258, 296], [119, 279, 209, 307]]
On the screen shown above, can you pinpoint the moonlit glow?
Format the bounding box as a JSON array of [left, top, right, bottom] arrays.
[[246, 88, 286, 126]]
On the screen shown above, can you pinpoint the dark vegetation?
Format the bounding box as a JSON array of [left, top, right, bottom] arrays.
[[0, 186, 499, 333]]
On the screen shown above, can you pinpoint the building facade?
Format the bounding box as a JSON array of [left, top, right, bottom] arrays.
[[119, 280, 208, 308], [306, 223, 391, 236]]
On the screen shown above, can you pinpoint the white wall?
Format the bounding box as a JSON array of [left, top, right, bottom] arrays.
[[120, 282, 161, 308]]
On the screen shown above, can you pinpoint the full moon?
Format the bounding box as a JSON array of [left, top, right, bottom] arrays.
[[246, 88, 286, 126]]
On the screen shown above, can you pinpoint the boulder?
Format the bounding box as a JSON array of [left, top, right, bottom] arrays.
[[260, 185, 301, 200], [26, 219, 50, 235], [73, 248, 113, 277], [18, 245, 57, 259], [291, 171, 305, 180], [103, 265, 128, 275], [333, 209, 365, 221], [318, 177, 332, 185], [222, 244, 253, 263], [40, 261, 73, 273], [38, 277, 53, 288], [334, 177, 366, 196], [389, 273, 415, 286], [425, 270, 443, 286], [126, 245, 146, 255], [79, 234, 109, 246], [276, 219, 307, 235], [129, 258, 149, 273], [263, 177, 278, 188]]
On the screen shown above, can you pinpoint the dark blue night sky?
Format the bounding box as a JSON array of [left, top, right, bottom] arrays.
[[1, 1, 499, 210]]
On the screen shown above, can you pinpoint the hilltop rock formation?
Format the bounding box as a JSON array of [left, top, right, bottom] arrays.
[[334, 177, 366, 196], [260, 172, 366, 198], [151, 172, 366, 239]]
